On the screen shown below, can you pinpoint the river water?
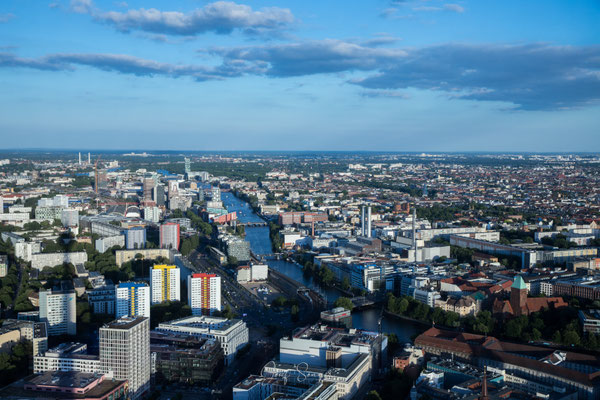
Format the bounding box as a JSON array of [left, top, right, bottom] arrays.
[[221, 191, 425, 343]]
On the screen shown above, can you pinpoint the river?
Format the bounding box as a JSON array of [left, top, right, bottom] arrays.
[[221, 191, 425, 343]]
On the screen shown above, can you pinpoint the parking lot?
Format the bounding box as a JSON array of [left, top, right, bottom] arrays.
[[240, 280, 282, 304]]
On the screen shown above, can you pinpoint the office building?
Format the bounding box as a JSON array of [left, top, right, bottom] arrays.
[[124, 227, 146, 250], [39, 283, 76, 336], [100, 317, 150, 399], [35, 206, 64, 220], [150, 265, 180, 304], [33, 342, 100, 374], [115, 282, 150, 318], [188, 273, 221, 316], [160, 222, 180, 250], [279, 323, 387, 373], [156, 316, 248, 365], [151, 330, 224, 386]]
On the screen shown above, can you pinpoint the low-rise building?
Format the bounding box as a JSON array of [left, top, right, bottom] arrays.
[[34, 342, 100, 374], [156, 316, 249, 365], [579, 309, 600, 335]]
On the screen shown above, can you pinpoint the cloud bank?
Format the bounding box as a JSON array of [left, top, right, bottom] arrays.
[[70, 0, 294, 36], [2, 42, 599, 110]]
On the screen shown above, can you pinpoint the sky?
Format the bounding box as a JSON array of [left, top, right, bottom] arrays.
[[0, 0, 599, 152]]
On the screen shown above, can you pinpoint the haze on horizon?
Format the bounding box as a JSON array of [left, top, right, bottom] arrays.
[[0, 0, 599, 152]]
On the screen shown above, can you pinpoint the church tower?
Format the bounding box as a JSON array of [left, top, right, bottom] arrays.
[[510, 275, 528, 316]]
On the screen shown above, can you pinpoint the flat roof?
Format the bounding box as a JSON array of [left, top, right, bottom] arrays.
[[103, 316, 147, 330]]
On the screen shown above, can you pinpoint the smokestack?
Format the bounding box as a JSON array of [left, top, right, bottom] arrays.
[[367, 207, 372, 238], [88, 152, 91, 164], [78, 152, 81, 165], [361, 206, 365, 237], [311, 220, 315, 237]]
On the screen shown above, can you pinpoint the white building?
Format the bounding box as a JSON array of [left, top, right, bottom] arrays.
[[31, 252, 88, 270], [143, 206, 161, 223], [60, 209, 79, 227], [34, 342, 100, 374], [124, 227, 146, 250], [39, 286, 76, 336], [150, 265, 180, 304], [115, 283, 150, 318], [100, 317, 150, 400], [160, 222, 180, 249], [156, 316, 248, 365], [250, 264, 268, 281], [95, 235, 125, 253], [188, 273, 221, 316]]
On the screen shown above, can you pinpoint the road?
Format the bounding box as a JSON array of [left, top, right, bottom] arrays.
[[185, 250, 321, 398]]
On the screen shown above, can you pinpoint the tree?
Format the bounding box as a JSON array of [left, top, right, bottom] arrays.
[[180, 240, 192, 256], [333, 297, 354, 311], [272, 296, 288, 308], [290, 305, 300, 322], [365, 391, 382, 400], [552, 331, 562, 343], [341, 276, 350, 291], [505, 318, 523, 339], [563, 330, 580, 346]]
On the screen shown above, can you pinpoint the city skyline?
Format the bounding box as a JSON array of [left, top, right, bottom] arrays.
[[1, 0, 599, 151]]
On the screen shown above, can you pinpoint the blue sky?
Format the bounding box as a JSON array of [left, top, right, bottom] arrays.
[[0, 0, 599, 151]]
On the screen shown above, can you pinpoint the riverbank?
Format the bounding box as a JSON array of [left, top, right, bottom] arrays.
[[383, 310, 433, 328], [221, 191, 428, 342]]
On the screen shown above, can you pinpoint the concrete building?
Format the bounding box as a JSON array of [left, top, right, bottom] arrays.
[[15, 241, 41, 262], [579, 309, 600, 335], [100, 317, 150, 399], [60, 209, 79, 227], [150, 265, 180, 304], [39, 284, 77, 336], [35, 206, 64, 221], [0, 371, 128, 400], [159, 222, 180, 250], [279, 323, 387, 375], [31, 251, 88, 270], [251, 263, 268, 281], [95, 235, 125, 253], [124, 227, 146, 250], [220, 234, 251, 262], [87, 282, 116, 315], [143, 206, 161, 223], [115, 282, 150, 318], [156, 316, 249, 365], [150, 330, 224, 386], [450, 235, 537, 268], [1, 319, 48, 356], [115, 248, 172, 266], [188, 273, 222, 316], [236, 265, 251, 283], [33, 342, 100, 374]]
